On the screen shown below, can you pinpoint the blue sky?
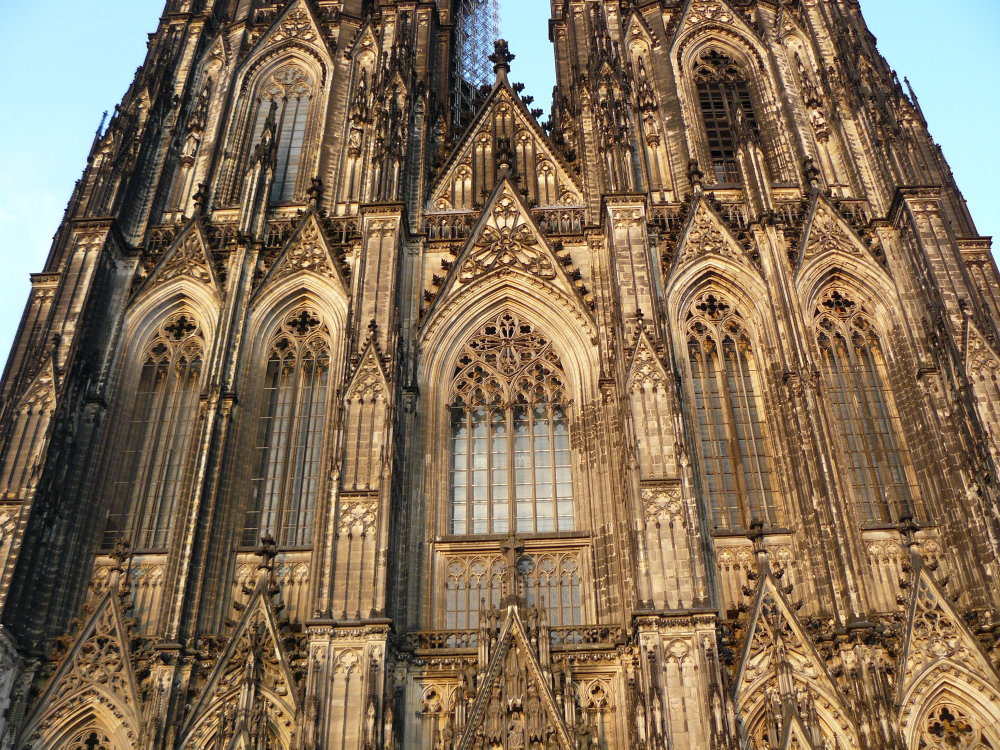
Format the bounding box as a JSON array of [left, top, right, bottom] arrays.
[[0, 1, 996, 371]]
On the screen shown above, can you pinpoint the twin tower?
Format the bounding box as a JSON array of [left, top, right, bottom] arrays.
[[0, 1, 999, 748]]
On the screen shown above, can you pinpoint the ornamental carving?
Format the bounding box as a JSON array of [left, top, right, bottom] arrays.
[[803, 209, 857, 262], [152, 229, 213, 288], [460, 193, 554, 281], [337, 498, 377, 538], [270, 8, 317, 44], [642, 486, 684, 528], [270, 220, 335, 283]]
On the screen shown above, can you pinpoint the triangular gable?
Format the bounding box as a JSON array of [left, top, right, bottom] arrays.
[[624, 10, 658, 49], [627, 329, 670, 391], [344, 19, 380, 61], [796, 195, 879, 269], [15, 358, 57, 414], [138, 219, 220, 297], [458, 607, 575, 750], [182, 574, 299, 743], [735, 576, 847, 710], [896, 562, 1000, 705], [670, 197, 761, 277], [254, 212, 349, 297], [25, 589, 142, 735], [345, 342, 389, 402], [247, 0, 329, 59], [425, 179, 589, 325], [676, 0, 758, 39], [428, 83, 582, 212]]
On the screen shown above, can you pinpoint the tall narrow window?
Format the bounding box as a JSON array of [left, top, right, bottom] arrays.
[[104, 313, 204, 550], [687, 293, 777, 530], [816, 290, 912, 524], [252, 64, 312, 204], [449, 312, 574, 536], [694, 50, 759, 185], [241, 309, 331, 547]]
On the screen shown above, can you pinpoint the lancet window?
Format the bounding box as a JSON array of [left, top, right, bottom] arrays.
[[694, 50, 760, 185], [686, 294, 778, 530], [449, 312, 574, 536], [240, 309, 331, 547], [251, 64, 313, 204], [815, 290, 912, 524], [103, 313, 204, 550]]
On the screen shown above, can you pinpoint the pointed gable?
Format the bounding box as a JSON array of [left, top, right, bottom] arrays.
[[26, 589, 142, 741], [678, 0, 756, 37], [670, 197, 761, 277], [139, 219, 220, 296], [345, 342, 389, 403], [428, 82, 582, 212], [424, 179, 589, 323], [254, 212, 349, 297], [249, 0, 329, 60], [182, 574, 300, 746], [796, 195, 880, 269], [897, 563, 1000, 706], [627, 329, 670, 392], [458, 608, 575, 750]]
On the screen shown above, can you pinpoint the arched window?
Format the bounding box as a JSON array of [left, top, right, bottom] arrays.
[[103, 312, 204, 550], [449, 312, 574, 535], [251, 64, 313, 204], [815, 290, 912, 524], [693, 50, 760, 185], [240, 308, 331, 547], [686, 293, 778, 530]]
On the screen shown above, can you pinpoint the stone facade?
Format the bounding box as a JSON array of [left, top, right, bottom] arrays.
[[0, 0, 999, 748]]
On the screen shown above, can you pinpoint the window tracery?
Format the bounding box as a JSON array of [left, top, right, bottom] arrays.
[[103, 312, 204, 550], [251, 64, 313, 204], [241, 308, 331, 547], [443, 550, 583, 629], [920, 704, 997, 750], [686, 293, 778, 530], [66, 729, 116, 750], [449, 313, 573, 536], [814, 289, 912, 524], [693, 50, 760, 185]]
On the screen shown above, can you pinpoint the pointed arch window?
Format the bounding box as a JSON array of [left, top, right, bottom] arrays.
[[240, 309, 331, 547], [686, 294, 778, 530], [103, 313, 204, 550], [815, 290, 912, 524], [251, 64, 313, 204], [693, 50, 760, 185], [449, 312, 574, 536]]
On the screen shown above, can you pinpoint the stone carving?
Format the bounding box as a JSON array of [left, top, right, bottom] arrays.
[[460, 190, 554, 281]]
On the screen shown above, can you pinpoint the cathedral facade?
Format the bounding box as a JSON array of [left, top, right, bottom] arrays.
[[1, 0, 999, 747]]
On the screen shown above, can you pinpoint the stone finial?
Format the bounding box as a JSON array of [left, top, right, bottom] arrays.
[[490, 39, 515, 76]]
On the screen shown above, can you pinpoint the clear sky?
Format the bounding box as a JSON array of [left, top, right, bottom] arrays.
[[0, 1, 996, 373]]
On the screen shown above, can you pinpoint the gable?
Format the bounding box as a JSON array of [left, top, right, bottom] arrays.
[[897, 565, 1000, 705], [669, 197, 761, 278], [457, 608, 575, 750], [253, 212, 349, 298], [422, 179, 591, 330], [429, 84, 582, 212], [246, 0, 330, 65], [795, 195, 882, 271], [138, 220, 220, 298]]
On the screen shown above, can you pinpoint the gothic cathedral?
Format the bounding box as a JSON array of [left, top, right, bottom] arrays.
[[1, 0, 999, 748]]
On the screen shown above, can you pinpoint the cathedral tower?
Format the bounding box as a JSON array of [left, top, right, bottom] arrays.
[[0, 0, 999, 748]]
